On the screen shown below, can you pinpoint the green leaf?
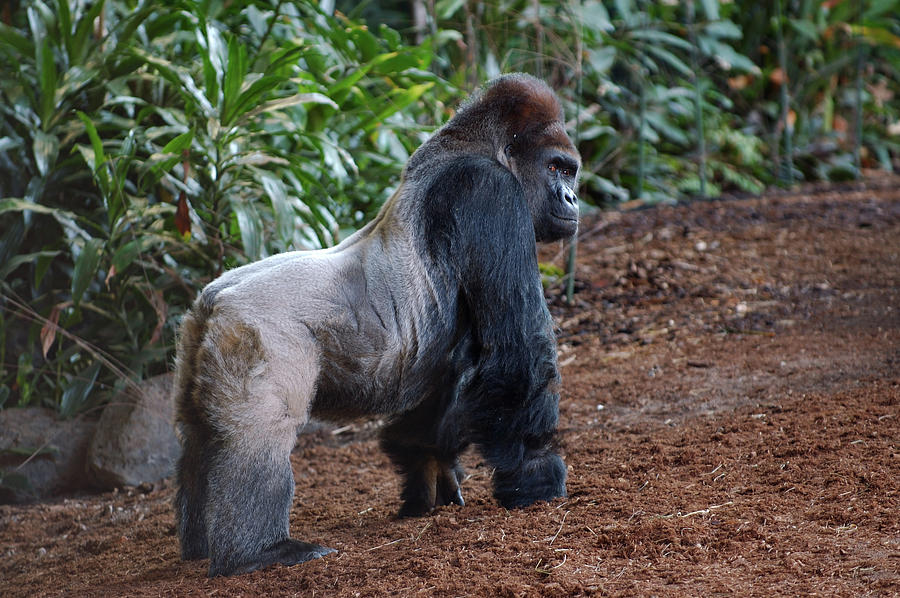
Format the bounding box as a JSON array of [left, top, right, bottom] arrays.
[[613, 0, 637, 27], [259, 172, 293, 242], [32, 130, 59, 176], [36, 38, 58, 127], [0, 198, 69, 217], [224, 74, 284, 125], [71, 237, 104, 306], [706, 41, 760, 73], [435, 0, 465, 19], [264, 45, 306, 76], [703, 20, 742, 41], [362, 83, 434, 132], [378, 24, 402, 50], [699, 0, 720, 21], [370, 52, 421, 75], [350, 27, 380, 62], [59, 361, 101, 419], [35, 250, 55, 289], [0, 249, 59, 281], [244, 92, 338, 122], [76, 111, 106, 167], [161, 131, 194, 154], [643, 44, 693, 77], [135, 49, 215, 117], [588, 47, 617, 75], [0, 22, 34, 55], [111, 238, 150, 273], [629, 29, 694, 52], [788, 18, 819, 43], [581, 0, 614, 33], [70, 0, 106, 65], [57, 0, 72, 58], [230, 200, 262, 260], [221, 35, 248, 123]]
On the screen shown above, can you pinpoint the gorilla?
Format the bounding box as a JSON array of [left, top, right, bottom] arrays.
[[172, 73, 580, 577]]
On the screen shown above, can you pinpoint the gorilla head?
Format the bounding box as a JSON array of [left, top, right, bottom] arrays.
[[173, 73, 578, 577], [410, 73, 580, 242]]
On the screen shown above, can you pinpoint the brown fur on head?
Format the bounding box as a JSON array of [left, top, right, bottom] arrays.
[[432, 74, 574, 156], [479, 74, 566, 137]]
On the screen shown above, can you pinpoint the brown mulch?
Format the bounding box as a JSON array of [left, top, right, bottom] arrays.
[[2, 177, 898, 597]]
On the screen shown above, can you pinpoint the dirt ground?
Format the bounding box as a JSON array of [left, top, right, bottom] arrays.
[[2, 178, 898, 597]]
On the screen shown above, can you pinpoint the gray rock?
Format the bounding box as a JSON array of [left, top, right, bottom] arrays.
[[0, 408, 96, 503], [86, 373, 179, 489]]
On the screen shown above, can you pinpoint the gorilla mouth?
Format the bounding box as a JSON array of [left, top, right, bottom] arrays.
[[551, 212, 578, 223]]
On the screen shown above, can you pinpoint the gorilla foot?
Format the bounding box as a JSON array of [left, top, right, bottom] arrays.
[[398, 459, 465, 518], [210, 539, 336, 577]]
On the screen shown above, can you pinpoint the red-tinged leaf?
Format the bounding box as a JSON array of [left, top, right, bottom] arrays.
[[40, 304, 62, 358], [104, 263, 117, 289], [175, 192, 191, 238]]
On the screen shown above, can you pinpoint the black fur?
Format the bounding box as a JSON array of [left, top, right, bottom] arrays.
[[382, 156, 567, 512]]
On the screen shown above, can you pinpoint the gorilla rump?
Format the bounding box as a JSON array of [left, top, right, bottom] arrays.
[[172, 73, 581, 577]]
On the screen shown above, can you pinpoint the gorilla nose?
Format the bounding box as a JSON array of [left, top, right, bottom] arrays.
[[562, 186, 578, 206]]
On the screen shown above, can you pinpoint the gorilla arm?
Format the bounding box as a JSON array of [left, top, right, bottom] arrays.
[[422, 155, 567, 508]]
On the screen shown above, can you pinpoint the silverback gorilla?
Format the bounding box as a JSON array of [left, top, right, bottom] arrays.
[[172, 73, 581, 577]]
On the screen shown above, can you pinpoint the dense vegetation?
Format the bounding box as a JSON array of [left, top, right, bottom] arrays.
[[1, 0, 898, 416]]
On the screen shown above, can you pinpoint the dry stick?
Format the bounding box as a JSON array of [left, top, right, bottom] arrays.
[[652, 501, 735, 520], [549, 510, 570, 545], [366, 538, 405, 551], [414, 521, 432, 542]]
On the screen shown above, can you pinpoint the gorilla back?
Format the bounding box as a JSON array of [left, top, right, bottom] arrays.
[[172, 73, 580, 577]]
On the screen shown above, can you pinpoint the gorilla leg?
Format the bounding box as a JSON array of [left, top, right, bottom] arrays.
[[178, 319, 333, 576], [380, 398, 468, 517], [174, 424, 211, 560], [205, 432, 334, 577]]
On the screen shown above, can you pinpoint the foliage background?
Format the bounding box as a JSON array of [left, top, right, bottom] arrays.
[[1, 0, 898, 416]]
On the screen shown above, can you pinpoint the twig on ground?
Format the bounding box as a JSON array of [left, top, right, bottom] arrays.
[[549, 510, 570, 545]]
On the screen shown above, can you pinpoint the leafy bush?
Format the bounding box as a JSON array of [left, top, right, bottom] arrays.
[[0, 0, 455, 415], [2, 0, 899, 416]]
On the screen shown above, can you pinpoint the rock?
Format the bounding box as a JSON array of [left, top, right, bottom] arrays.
[[0, 408, 96, 503], [86, 373, 179, 490]]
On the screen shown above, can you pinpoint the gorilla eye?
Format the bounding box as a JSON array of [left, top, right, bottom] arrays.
[[548, 164, 557, 173]]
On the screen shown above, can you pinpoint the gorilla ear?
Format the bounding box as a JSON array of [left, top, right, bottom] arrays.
[[496, 138, 515, 172]]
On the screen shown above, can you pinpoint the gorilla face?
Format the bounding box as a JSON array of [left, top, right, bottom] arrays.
[[504, 131, 580, 243], [538, 146, 580, 241]]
